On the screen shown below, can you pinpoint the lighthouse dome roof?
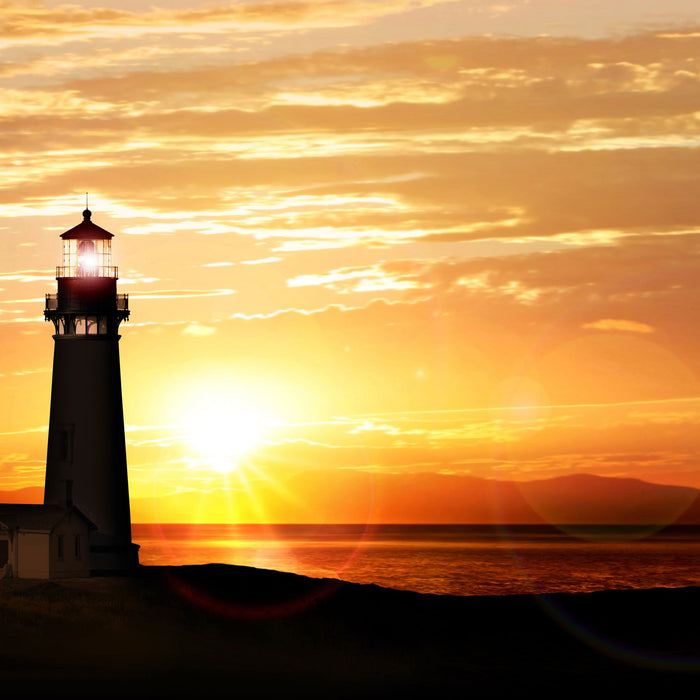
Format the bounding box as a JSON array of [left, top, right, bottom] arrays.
[[61, 209, 114, 240]]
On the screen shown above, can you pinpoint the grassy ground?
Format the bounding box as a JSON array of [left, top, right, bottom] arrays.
[[1, 565, 699, 698]]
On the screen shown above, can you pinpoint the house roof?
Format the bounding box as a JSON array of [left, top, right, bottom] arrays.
[[0, 504, 96, 532]]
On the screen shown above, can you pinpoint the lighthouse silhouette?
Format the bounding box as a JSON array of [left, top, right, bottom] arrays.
[[43, 207, 139, 573]]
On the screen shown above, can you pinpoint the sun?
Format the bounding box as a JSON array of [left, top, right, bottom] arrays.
[[183, 392, 272, 473]]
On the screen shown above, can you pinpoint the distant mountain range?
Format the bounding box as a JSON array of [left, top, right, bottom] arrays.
[[272, 471, 700, 525], [360, 471, 700, 526], [3, 473, 700, 525]]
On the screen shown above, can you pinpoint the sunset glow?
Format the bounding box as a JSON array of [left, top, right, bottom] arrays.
[[183, 391, 274, 473], [1, 1, 699, 523]]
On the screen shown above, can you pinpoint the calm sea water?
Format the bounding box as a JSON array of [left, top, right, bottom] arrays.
[[132, 524, 700, 597]]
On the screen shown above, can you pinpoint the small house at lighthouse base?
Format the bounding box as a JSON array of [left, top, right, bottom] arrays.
[[0, 504, 95, 579]]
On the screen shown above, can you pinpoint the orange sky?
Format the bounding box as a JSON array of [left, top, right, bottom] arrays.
[[1, 1, 700, 523]]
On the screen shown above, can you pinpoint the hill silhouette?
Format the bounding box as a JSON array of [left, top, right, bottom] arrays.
[[1, 565, 699, 697]]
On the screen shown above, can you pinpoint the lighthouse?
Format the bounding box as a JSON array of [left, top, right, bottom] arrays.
[[43, 208, 139, 573]]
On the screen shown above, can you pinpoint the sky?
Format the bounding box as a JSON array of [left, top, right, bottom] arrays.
[[1, 0, 699, 523]]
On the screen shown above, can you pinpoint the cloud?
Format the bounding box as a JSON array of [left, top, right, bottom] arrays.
[[241, 257, 282, 265], [0, 426, 47, 437], [286, 263, 428, 292], [1, 28, 697, 261], [47, 31, 700, 115], [372, 233, 700, 305], [130, 289, 235, 300], [583, 319, 655, 333], [0, 0, 457, 42], [181, 323, 216, 337], [3, 137, 697, 251], [0, 270, 54, 283]]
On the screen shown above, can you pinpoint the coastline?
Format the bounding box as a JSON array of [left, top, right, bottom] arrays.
[[1, 564, 699, 698]]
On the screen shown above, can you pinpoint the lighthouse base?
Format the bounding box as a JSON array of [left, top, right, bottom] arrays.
[[90, 541, 140, 575]]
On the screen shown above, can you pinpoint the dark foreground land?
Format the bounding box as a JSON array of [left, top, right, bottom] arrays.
[[1, 565, 699, 698]]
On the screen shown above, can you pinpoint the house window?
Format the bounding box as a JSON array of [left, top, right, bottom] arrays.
[[74, 535, 81, 560], [57, 535, 64, 561]]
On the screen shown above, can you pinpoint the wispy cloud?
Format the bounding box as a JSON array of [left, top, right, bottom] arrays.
[[0, 0, 457, 43], [287, 263, 427, 292], [241, 257, 282, 265], [130, 289, 235, 300], [0, 271, 54, 283], [583, 319, 655, 333], [181, 323, 217, 337]]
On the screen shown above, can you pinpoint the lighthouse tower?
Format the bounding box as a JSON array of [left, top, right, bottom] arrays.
[[44, 208, 139, 573]]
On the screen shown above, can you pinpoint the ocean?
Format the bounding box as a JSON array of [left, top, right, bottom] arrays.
[[132, 523, 700, 597]]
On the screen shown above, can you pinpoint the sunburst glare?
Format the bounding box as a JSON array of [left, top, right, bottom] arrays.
[[182, 392, 274, 473]]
